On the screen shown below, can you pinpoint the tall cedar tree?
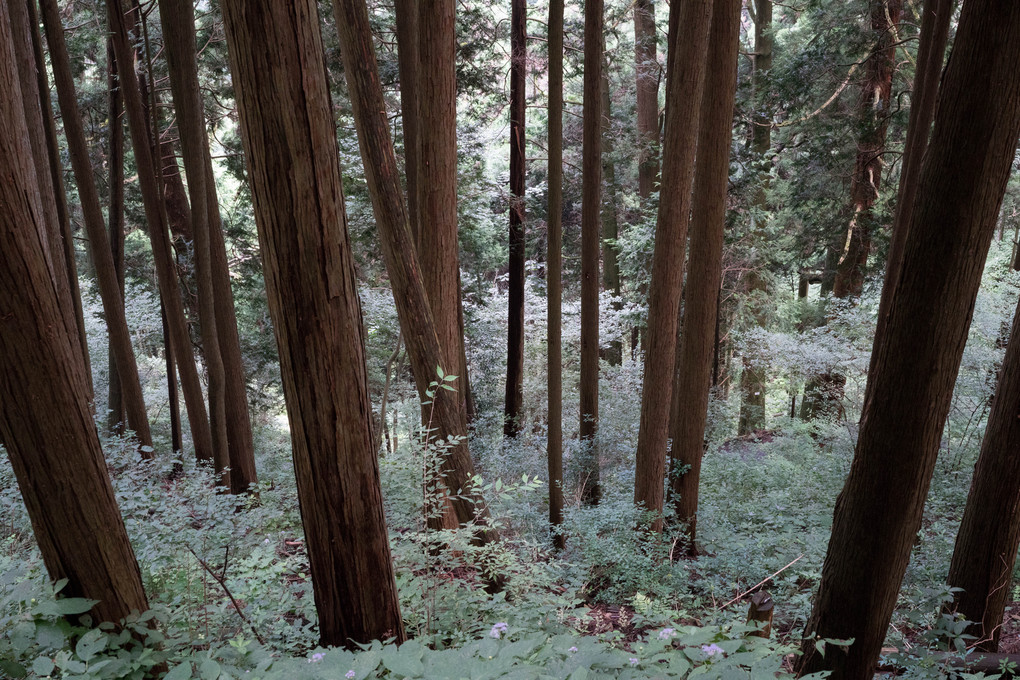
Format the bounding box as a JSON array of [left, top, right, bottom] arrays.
[[547, 0, 566, 548], [668, 0, 740, 552], [38, 0, 153, 450], [106, 40, 127, 433], [107, 0, 216, 462], [220, 0, 405, 645], [601, 55, 622, 367], [9, 0, 89, 387], [634, 0, 659, 198], [0, 3, 149, 624], [419, 0, 467, 530], [330, 0, 497, 544], [579, 0, 603, 505], [395, 0, 421, 247], [158, 0, 258, 492], [947, 291, 1020, 650], [505, 0, 526, 437], [633, 0, 714, 531], [737, 0, 772, 434], [797, 1, 1020, 677]]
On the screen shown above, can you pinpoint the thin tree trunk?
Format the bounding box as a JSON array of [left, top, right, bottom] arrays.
[[162, 300, 183, 454], [0, 7, 149, 624], [107, 0, 215, 463], [220, 0, 405, 646], [547, 0, 565, 549], [504, 0, 527, 438], [107, 37, 127, 434], [947, 291, 1020, 651], [797, 2, 1020, 677], [668, 0, 740, 553], [579, 0, 603, 506], [39, 0, 153, 450], [633, 0, 714, 531], [832, 0, 903, 298], [331, 0, 497, 544], [634, 0, 659, 198], [395, 0, 421, 248], [159, 0, 230, 487], [601, 57, 622, 368]]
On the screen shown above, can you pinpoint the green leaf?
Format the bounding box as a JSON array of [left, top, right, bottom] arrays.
[[75, 628, 106, 662], [382, 640, 425, 677], [164, 661, 193, 680], [442, 374, 458, 382], [436, 366, 445, 379], [199, 657, 221, 679], [55, 597, 97, 615], [31, 656, 54, 677], [33, 621, 67, 650], [0, 660, 27, 678]]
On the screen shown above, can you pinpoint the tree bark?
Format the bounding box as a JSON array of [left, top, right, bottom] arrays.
[[0, 5, 149, 624], [504, 0, 527, 438], [579, 0, 603, 506], [330, 0, 496, 544], [797, 2, 1020, 677], [601, 57, 622, 368], [946, 289, 1020, 651], [548, 0, 565, 549], [395, 0, 421, 248], [107, 37, 127, 434], [633, 0, 713, 531], [668, 0, 740, 552], [220, 0, 405, 646], [634, 0, 658, 198], [107, 0, 215, 463], [39, 0, 153, 451]]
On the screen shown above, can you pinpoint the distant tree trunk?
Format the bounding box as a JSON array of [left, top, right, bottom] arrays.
[[947, 292, 1020, 651], [162, 300, 183, 454], [601, 57, 622, 367], [108, 0, 215, 463], [548, 0, 565, 549], [39, 0, 153, 451], [0, 8, 149, 624], [579, 0, 603, 506], [418, 0, 465, 531], [395, 0, 421, 248], [737, 0, 773, 435], [797, 2, 1020, 677], [107, 37, 127, 434], [504, 0, 526, 437], [9, 0, 89, 388], [634, 0, 659, 198], [832, 0, 903, 298], [668, 0, 740, 552], [331, 0, 497, 545], [159, 0, 230, 487], [633, 0, 713, 531], [878, 0, 952, 319], [220, 0, 406, 646]]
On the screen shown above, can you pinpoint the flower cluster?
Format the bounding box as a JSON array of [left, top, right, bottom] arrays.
[[702, 643, 724, 657], [489, 622, 509, 639]]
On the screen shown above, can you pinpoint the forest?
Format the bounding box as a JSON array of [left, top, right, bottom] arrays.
[[2, 0, 1020, 677]]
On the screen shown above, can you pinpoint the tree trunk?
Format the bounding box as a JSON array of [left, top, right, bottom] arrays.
[[634, 0, 658, 198], [946, 291, 1020, 651], [0, 6, 149, 624], [668, 0, 740, 552], [395, 0, 421, 247], [601, 57, 622, 368], [107, 0, 215, 463], [159, 0, 230, 487], [579, 0, 603, 506], [330, 0, 497, 545], [162, 300, 183, 455], [548, 0, 565, 549], [220, 0, 405, 646], [737, 0, 773, 435], [633, 0, 713, 531], [39, 0, 153, 451], [832, 0, 903, 298], [107, 37, 127, 434], [418, 0, 466, 531], [797, 3, 1020, 677], [504, 0, 527, 438]]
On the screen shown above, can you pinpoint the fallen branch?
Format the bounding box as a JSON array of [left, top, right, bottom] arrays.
[[719, 554, 804, 610], [186, 545, 266, 645]]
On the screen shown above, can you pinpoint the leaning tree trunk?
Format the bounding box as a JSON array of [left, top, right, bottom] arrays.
[[547, 0, 565, 549], [108, 0, 215, 463], [797, 2, 1020, 678], [39, 0, 153, 450], [504, 0, 527, 438], [668, 0, 740, 553], [633, 0, 713, 531], [634, 0, 659, 198], [0, 6, 149, 625], [395, 0, 421, 248], [331, 0, 497, 544], [220, 0, 405, 647], [946, 291, 1020, 651]]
